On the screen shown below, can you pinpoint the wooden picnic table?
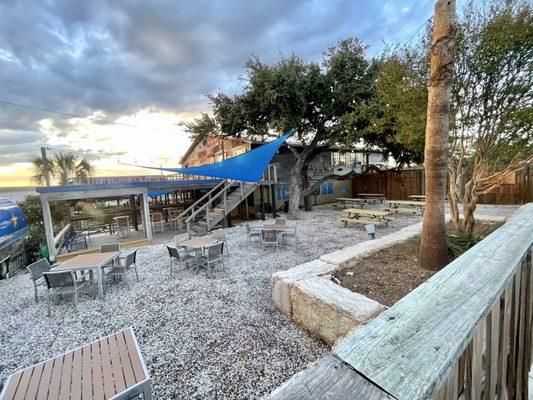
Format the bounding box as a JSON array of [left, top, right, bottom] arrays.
[[387, 200, 425, 207], [333, 198, 365, 209], [343, 208, 391, 218], [54, 252, 118, 299], [408, 195, 426, 200], [0, 327, 152, 400], [356, 194, 386, 203], [339, 208, 390, 228]]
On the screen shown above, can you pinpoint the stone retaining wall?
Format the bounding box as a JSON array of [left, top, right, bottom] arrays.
[[271, 214, 506, 346], [271, 222, 425, 345]]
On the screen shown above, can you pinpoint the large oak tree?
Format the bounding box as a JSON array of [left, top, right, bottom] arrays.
[[184, 38, 420, 218]]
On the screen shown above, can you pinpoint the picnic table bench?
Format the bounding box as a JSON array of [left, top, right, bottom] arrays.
[[0, 327, 152, 400], [339, 208, 391, 228], [408, 195, 426, 201], [356, 194, 386, 203], [386, 200, 425, 215], [333, 198, 365, 209]]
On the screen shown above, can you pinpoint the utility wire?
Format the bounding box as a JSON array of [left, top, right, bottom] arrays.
[[0, 100, 140, 128]]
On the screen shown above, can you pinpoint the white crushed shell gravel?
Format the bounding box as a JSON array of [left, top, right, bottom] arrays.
[[0, 205, 423, 399]]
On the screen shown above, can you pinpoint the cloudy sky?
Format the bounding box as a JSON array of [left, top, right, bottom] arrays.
[[0, 0, 453, 187]]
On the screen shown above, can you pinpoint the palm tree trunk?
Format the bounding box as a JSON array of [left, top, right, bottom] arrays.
[[419, 0, 456, 270]]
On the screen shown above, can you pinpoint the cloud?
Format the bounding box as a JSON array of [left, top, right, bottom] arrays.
[[0, 0, 450, 184], [0, 0, 437, 128]]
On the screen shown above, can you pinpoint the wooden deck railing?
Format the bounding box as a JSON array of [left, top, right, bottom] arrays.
[[332, 203, 532, 399]]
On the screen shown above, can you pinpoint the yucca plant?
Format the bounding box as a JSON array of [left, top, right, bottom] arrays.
[[447, 223, 498, 259]]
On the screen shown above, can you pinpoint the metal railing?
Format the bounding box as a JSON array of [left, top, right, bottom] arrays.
[[185, 180, 258, 236], [175, 179, 230, 229]]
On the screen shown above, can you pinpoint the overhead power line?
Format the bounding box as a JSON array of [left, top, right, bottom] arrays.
[[0, 100, 140, 128]]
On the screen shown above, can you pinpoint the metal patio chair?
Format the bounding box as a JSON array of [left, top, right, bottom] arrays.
[[167, 246, 196, 275], [43, 270, 89, 317], [261, 229, 281, 252], [246, 223, 261, 244], [198, 242, 225, 273], [283, 224, 298, 244], [26, 258, 51, 303], [106, 250, 139, 289], [211, 229, 229, 255], [174, 233, 190, 250], [151, 212, 165, 234]]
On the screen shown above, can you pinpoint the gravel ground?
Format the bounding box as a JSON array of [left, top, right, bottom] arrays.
[[0, 204, 423, 399]]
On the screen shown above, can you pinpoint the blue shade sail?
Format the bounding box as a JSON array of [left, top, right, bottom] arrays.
[[148, 190, 173, 198], [137, 132, 293, 183]]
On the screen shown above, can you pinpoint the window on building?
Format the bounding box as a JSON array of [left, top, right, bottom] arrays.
[[331, 152, 357, 166]]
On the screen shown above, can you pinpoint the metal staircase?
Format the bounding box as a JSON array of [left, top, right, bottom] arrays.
[[183, 180, 258, 236], [175, 164, 278, 237]]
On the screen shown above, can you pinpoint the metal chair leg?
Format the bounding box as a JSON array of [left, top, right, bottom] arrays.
[[33, 283, 39, 303]]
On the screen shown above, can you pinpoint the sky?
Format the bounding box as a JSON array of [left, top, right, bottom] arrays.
[[0, 0, 448, 187]]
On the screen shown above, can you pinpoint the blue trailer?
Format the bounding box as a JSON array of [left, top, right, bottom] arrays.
[[0, 198, 28, 279]]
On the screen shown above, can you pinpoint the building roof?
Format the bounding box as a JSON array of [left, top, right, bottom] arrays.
[[180, 133, 384, 164]]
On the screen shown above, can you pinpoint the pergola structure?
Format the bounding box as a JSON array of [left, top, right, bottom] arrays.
[[37, 179, 220, 260]]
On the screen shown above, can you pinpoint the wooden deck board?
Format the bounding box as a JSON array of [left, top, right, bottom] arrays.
[[123, 330, 145, 383], [1, 372, 22, 400], [90, 341, 104, 400], [115, 331, 136, 388], [12, 368, 32, 400], [58, 352, 72, 400], [100, 336, 116, 398], [71, 349, 82, 400], [82, 344, 93, 399], [36, 359, 54, 399], [23, 362, 44, 399], [108, 333, 126, 394], [48, 355, 64, 399]]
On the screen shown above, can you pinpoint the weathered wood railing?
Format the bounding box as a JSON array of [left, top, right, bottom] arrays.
[[331, 203, 533, 399], [270, 204, 532, 399]]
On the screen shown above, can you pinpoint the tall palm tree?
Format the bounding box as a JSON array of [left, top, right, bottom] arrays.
[[31, 152, 95, 185], [419, 0, 456, 270]]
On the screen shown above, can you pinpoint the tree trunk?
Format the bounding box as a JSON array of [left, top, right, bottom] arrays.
[[419, 0, 456, 270], [448, 168, 461, 229], [302, 164, 313, 211], [288, 158, 304, 219], [462, 178, 478, 234]]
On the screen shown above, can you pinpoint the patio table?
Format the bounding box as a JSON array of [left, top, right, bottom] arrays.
[[263, 224, 286, 230], [180, 236, 219, 268], [0, 327, 152, 400], [53, 252, 118, 299]]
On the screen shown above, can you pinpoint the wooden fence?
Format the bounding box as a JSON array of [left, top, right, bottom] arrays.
[[330, 203, 533, 399], [353, 168, 424, 200], [353, 165, 531, 204]]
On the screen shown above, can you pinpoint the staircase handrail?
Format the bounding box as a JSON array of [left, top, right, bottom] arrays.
[[185, 179, 238, 224], [177, 178, 230, 222]]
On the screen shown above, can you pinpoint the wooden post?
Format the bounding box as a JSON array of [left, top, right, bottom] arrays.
[[40, 146, 51, 186], [140, 191, 153, 241], [260, 185, 266, 221], [130, 195, 138, 231], [419, 0, 456, 270], [40, 197, 56, 261], [271, 183, 278, 218]]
